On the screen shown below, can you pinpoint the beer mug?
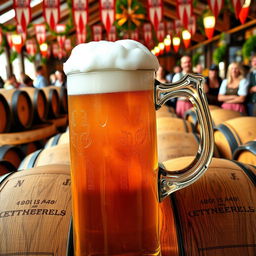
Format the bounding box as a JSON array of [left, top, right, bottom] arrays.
[[64, 40, 214, 256]]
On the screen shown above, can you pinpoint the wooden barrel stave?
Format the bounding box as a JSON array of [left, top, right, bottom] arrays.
[[0, 93, 11, 133], [0, 145, 25, 169]]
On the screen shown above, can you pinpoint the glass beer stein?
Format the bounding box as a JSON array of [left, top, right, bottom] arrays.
[[64, 40, 214, 256]]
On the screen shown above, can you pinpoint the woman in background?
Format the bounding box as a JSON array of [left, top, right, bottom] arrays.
[[218, 62, 248, 114]]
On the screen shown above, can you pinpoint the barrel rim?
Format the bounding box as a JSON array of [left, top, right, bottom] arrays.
[[0, 93, 11, 132], [233, 141, 256, 160], [34, 88, 49, 122]]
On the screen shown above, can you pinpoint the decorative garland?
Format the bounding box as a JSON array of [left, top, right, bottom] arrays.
[[115, 0, 146, 32]]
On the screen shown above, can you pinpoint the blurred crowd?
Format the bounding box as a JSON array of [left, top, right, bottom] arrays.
[[0, 66, 67, 90], [156, 55, 256, 117]]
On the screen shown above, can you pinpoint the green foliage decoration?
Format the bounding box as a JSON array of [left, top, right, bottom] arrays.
[[242, 35, 256, 59]]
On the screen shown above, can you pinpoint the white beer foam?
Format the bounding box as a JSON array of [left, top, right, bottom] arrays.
[[64, 40, 159, 74], [64, 40, 159, 95]]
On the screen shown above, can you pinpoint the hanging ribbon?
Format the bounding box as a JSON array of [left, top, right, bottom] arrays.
[[176, 0, 192, 29], [73, 0, 88, 44], [207, 0, 224, 18], [56, 24, 66, 48], [100, 0, 116, 34], [43, 0, 60, 31], [108, 26, 117, 41], [35, 24, 46, 45], [13, 0, 31, 33], [147, 0, 163, 31], [187, 15, 196, 35], [157, 22, 165, 42], [232, 0, 246, 18], [93, 25, 103, 41]]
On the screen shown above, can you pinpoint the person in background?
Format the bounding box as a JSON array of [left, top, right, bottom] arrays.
[[49, 72, 57, 85], [166, 65, 181, 82], [21, 75, 34, 87], [54, 70, 67, 87], [218, 62, 249, 114], [194, 63, 204, 74], [0, 76, 4, 88], [204, 64, 222, 106], [4, 74, 21, 89], [156, 65, 168, 83], [246, 55, 256, 116], [34, 65, 47, 88], [172, 55, 193, 117]]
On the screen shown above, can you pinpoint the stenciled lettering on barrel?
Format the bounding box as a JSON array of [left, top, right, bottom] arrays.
[[64, 40, 161, 256]]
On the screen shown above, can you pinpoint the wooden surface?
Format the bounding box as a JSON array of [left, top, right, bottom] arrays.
[[0, 164, 72, 255], [0, 123, 57, 146], [157, 117, 194, 133]]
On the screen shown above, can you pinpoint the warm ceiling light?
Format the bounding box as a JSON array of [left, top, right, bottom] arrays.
[[164, 37, 171, 52], [182, 30, 191, 48], [203, 15, 216, 39], [11, 34, 22, 53], [154, 46, 160, 56], [158, 42, 165, 55], [40, 43, 48, 57], [172, 36, 181, 53]]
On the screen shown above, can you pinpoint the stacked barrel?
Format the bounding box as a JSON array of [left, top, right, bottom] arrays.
[[0, 86, 68, 174]]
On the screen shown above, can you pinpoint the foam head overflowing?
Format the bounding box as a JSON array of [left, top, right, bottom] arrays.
[[64, 40, 159, 95]]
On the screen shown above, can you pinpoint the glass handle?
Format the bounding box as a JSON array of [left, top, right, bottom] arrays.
[[155, 73, 214, 202]]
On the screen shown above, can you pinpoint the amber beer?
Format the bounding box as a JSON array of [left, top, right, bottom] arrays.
[[68, 70, 160, 255]]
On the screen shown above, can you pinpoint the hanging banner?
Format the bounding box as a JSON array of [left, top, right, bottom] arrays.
[[143, 23, 152, 46], [26, 39, 37, 56], [207, 0, 224, 18], [92, 25, 103, 41], [73, 0, 88, 40], [239, 0, 250, 24], [17, 24, 27, 45], [130, 30, 139, 41], [187, 15, 196, 35], [52, 43, 59, 57], [166, 21, 174, 36], [35, 24, 46, 45], [174, 19, 183, 36], [56, 24, 66, 48], [43, 0, 60, 31], [65, 38, 72, 51], [13, 0, 31, 33], [108, 26, 117, 41], [176, 0, 192, 29], [157, 22, 165, 42], [6, 33, 14, 49], [148, 0, 163, 31], [232, 0, 246, 18], [100, 0, 116, 34]]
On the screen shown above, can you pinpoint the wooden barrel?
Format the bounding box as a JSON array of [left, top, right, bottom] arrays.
[[45, 131, 69, 148], [157, 131, 199, 162], [0, 93, 11, 133], [156, 105, 177, 118], [41, 87, 60, 118], [20, 141, 44, 156], [233, 140, 256, 166], [20, 87, 48, 123], [50, 86, 68, 114], [0, 145, 25, 169], [0, 160, 16, 176], [214, 117, 256, 159], [0, 89, 33, 130], [18, 144, 70, 170], [185, 108, 242, 132], [0, 164, 71, 255], [160, 157, 256, 256], [157, 117, 195, 133]]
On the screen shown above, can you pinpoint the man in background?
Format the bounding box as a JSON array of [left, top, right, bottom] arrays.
[[34, 65, 47, 88]]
